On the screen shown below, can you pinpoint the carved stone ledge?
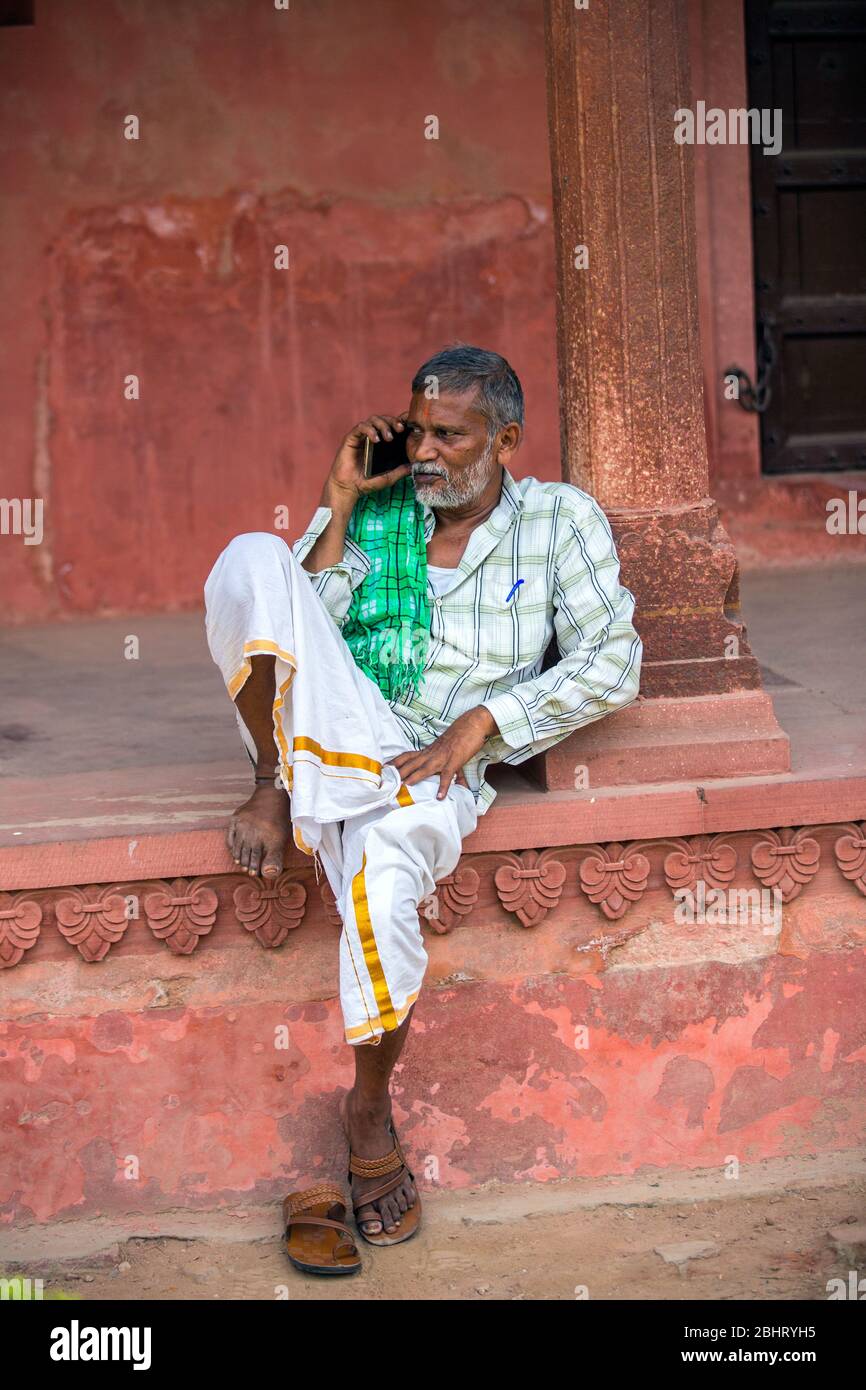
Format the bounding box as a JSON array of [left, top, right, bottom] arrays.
[[0, 892, 43, 969], [142, 877, 219, 955], [493, 849, 567, 928], [232, 872, 307, 948], [663, 835, 738, 894], [54, 884, 132, 962], [579, 842, 651, 921], [835, 822, 866, 897], [1, 822, 862, 970], [751, 828, 821, 903], [319, 878, 343, 927], [419, 865, 481, 935]]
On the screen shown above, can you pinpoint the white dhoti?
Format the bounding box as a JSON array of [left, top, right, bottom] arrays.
[[204, 532, 478, 1046]]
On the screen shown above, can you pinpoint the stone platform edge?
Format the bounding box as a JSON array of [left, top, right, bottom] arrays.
[[2, 768, 864, 893], [0, 769, 864, 975]]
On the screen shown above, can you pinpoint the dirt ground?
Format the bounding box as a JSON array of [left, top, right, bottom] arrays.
[[16, 1165, 866, 1303]]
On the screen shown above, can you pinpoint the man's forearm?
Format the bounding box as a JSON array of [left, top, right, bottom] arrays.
[[300, 483, 356, 574], [472, 705, 500, 740]]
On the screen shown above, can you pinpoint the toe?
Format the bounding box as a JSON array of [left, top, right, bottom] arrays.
[[248, 843, 262, 878], [381, 1197, 400, 1232], [358, 1203, 383, 1236], [262, 846, 283, 879]]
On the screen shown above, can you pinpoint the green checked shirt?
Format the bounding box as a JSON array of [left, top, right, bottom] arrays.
[[291, 466, 642, 816]]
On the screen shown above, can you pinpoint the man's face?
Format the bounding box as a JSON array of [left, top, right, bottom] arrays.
[[404, 390, 500, 510]]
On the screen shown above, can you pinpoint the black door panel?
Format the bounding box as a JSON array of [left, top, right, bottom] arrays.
[[746, 0, 866, 472]]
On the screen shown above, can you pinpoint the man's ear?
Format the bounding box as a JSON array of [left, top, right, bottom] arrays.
[[497, 422, 523, 461]]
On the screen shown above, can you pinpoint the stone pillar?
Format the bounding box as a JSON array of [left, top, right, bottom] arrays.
[[536, 0, 789, 787]]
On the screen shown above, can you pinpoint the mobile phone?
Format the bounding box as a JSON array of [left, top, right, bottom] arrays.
[[362, 431, 409, 479]]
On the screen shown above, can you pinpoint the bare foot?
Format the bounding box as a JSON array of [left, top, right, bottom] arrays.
[[341, 1091, 416, 1237], [228, 784, 291, 878]]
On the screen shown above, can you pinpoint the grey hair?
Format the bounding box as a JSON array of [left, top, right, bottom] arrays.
[[411, 343, 524, 436]]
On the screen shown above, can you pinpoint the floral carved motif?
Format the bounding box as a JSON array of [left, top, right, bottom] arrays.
[[663, 835, 738, 894], [319, 878, 343, 928], [54, 885, 131, 962], [0, 893, 43, 969], [232, 873, 307, 947], [142, 878, 219, 955], [419, 865, 481, 935], [750, 828, 821, 902], [579, 842, 651, 920], [834, 823, 866, 897], [494, 850, 567, 927], [3, 820, 864, 973]]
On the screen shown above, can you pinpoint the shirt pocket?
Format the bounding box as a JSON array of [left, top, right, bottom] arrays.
[[485, 575, 552, 673]]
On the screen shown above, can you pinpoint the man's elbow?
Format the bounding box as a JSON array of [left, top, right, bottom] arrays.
[[608, 630, 643, 713]]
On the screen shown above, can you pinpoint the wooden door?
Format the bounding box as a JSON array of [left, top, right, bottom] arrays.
[[746, 0, 866, 472]]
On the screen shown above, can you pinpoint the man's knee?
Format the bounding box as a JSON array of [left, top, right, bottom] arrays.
[[363, 802, 463, 900], [221, 530, 291, 571], [204, 531, 294, 605]]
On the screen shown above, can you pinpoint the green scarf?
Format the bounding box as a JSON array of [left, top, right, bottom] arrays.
[[341, 477, 431, 703]]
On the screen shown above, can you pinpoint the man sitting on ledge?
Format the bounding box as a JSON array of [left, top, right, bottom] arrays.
[[204, 344, 642, 1259]]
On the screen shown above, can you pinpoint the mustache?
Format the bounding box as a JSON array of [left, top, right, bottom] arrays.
[[411, 465, 448, 479]]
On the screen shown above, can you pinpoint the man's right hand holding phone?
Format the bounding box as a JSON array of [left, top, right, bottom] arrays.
[[327, 414, 411, 506], [301, 414, 411, 575]]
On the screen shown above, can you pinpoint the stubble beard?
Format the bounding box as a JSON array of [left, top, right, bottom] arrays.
[[411, 433, 497, 510]]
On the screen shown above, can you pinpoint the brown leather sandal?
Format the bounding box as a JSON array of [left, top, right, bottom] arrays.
[[282, 1184, 362, 1275], [348, 1119, 422, 1247]]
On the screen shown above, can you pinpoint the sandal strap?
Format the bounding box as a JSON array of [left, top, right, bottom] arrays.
[[388, 1122, 413, 1178], [282, 1183, 347, 1222], [352, 1167, 408, 1212], [348, 1146, 403, 1179], [285, 1213, 352, 1235]]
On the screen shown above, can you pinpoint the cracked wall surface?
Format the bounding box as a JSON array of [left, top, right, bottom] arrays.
[[2, 949, 864, 1223], [0, 0, 558, 619], [2, 851, 865, 1224]]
